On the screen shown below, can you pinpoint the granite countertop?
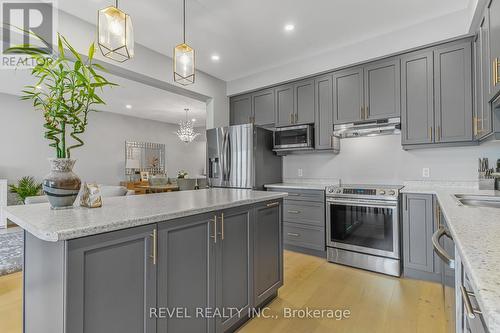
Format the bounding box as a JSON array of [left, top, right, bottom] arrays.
[[5, 188, 287, 242], [402, 181, 500, 332], [264, 178, 340, 191]]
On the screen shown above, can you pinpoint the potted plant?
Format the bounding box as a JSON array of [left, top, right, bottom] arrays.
[[6, 33, 116, 209], [9, 176, 42, 204], [177, 170, 188, 179]]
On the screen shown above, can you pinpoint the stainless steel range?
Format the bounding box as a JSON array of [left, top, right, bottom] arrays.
[[325, 184, 403, 276]]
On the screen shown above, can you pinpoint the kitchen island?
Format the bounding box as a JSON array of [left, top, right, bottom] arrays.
[[5, 188, 287, 333]]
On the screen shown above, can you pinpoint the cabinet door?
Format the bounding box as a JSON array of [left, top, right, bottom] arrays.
[[216, 207, 253, 332], [314, 75, 334, 149], [402, 194, 434, 273], [253, 200, 283, 306], [252, 89, 275, 126], [333, 67, 364, 124], [230, 94, 252, 125], [489, 0, 500, 98], [434, 41, 473, 143], [294, 79, 315, 124], [275, 84, 294, 127], [157, 214, 216, 333], [66, 225, 156, 333], [480, 14, 493, 138], [401, 50, 434, 145], [363, 58, 401, 120]]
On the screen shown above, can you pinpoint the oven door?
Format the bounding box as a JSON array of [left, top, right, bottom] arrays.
[[273, 125, 313, 150], [326, 197, 400, 259]]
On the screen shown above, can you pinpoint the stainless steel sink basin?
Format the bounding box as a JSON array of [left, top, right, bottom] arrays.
[[454, 194, 500, 208]]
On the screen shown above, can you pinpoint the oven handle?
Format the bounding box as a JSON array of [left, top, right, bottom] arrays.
[[327, 198, 397, 208]]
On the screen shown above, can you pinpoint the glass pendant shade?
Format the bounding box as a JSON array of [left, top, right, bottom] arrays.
[[174, 43, 195, 85], [98, 5, 134, 62]]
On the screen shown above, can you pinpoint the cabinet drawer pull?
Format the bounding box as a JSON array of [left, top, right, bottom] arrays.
[[287, 193, 300, 196], [220, 213, 225, 240], [460, 286, 482, 319], [287, 232, 300, 237], [266, 202, 280, 208], [429, 126, 433, 141], [287, 210, 300, 214], [473, 116, 478, 137], [360, 106, 364, 119], [494, 58, 500, 86], [210, 215, 217, 243], [150, 228, 157, 265]]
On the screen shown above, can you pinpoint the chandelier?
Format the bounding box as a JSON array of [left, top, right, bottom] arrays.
[[97, 0, 134, 62], [173, 0, 195, 85], [175, 109, 200, 143]]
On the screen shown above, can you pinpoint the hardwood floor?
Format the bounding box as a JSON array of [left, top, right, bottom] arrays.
[[0, 251, 445, 333]]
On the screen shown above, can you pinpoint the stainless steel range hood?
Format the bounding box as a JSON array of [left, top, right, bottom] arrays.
[[333, 117, 401, 138]]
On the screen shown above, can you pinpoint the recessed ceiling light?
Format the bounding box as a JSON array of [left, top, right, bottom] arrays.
[[125, 104, 132, 109], [211, 54, 220, 61], [192, 118, 196, 122], [284, 24, 295, 32]]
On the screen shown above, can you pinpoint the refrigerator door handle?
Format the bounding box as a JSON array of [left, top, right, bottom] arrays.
[[222, 131, 229, 181], [226, 132, 232, 181]]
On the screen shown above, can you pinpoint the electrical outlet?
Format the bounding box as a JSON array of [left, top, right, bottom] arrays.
[[298, 168, 303, 177], [422, 168, 430, 178]]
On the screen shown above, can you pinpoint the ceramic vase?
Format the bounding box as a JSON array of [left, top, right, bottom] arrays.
[[43, 158, 81, 209]]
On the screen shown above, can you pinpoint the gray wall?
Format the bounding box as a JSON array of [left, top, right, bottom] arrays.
[[0, 93, 206, 190], [283, 134, 500, 184]]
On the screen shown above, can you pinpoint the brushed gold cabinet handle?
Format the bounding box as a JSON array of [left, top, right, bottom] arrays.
[[287, 232, 300, 237], [287, 210, 300, 214], [210, 215, 217, 243], [494, 58, 500, 86], [360, 106, 364, 119], [267, 202, 280, 208], [220, 213, 225, 240], [473, 116, 478, 136], [365, 106, 369, 119], [150, 228, 157, 265]]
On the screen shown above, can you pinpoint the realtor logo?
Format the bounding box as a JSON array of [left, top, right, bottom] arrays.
[[1, 0, 57, 68]]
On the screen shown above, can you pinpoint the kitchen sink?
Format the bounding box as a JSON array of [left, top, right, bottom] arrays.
[[454, 194, 500, 208]]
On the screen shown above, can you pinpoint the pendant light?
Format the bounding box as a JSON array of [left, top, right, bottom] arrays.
[[173, 0, 195, 85], [97, 0, 134, 62], [176, 109, 200, 143]]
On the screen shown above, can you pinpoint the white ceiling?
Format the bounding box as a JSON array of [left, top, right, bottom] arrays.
[[57, 0, 471, 82]]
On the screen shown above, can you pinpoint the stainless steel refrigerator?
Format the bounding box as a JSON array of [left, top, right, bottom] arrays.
[[207, 124, 282, 189]]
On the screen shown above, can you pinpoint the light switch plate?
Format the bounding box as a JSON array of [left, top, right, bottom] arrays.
[[298, 168, 303, 177], [422, 168, 430, 178]]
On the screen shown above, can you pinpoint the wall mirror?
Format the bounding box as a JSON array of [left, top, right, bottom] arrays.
[[125, 141, 165, 175]]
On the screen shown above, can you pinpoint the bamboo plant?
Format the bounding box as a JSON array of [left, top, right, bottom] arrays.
[[6, 32, 116, 158]]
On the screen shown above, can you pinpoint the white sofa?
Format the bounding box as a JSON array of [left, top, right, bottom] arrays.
[[24, 185, 134, 205], [0, 179, 7, 228]]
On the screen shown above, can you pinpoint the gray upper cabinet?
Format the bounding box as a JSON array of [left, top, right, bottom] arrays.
[[333, 67, 364, 124], [402, 194, 435, 274], [401, 50, 434, 145], [275, 84, 295, 127], [252, 89, 275, 126], [479, 14, 493, 138], [488, 0, 500, 99], [157, 214, 216, 333], [433, 41, 473, 143], [253, 200, 283, 306], [66, 225, 157, 333], [216, 207, 253, 332], [294, 79, 315, 124], [363, 58, 401, 120], [230, 94, 252, 126], [315, 75, 335, 149]]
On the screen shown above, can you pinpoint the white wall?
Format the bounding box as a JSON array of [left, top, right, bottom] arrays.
[[227, 10, 469, 95], [0, 93, 206, 187], [283, 135, 500, 184]]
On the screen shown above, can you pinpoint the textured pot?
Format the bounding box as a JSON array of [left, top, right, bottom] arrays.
[[43, 158, 81, 209]]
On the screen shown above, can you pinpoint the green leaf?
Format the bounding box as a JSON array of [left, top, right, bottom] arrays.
[[88, 43, 95, 60]]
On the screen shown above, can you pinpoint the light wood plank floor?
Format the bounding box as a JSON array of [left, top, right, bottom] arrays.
[[0, 251, 445, 333]]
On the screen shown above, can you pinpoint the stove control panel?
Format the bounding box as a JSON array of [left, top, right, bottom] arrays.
[[326, 186, 401, 198]]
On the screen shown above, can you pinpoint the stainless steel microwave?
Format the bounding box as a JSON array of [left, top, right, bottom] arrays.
[[273, 124, 314, 151]]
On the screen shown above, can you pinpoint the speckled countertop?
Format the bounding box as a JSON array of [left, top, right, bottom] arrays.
[[5, 188, 287, 242], [265, 178, 340, 191], [402, 181, 500, 333]]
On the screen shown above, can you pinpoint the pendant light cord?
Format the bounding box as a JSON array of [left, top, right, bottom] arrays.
[[183, 0, 186, 43]]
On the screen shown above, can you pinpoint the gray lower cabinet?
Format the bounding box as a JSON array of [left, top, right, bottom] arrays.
[[402, 193, 440, 282], [314, 74, 335, 150], [157, 213, 216, 333], [363, 58, 401, 120], [294, 79, 315, 125], [433, 41, 473, 143], [215, 206, 253, 332], [333, 66, 364, 124], [252, 88, 275, 126], [253, 200, 283, 307], [66, 225, 157, 333], [230, 94, 252, 125], [401, 50, 434, 145]]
